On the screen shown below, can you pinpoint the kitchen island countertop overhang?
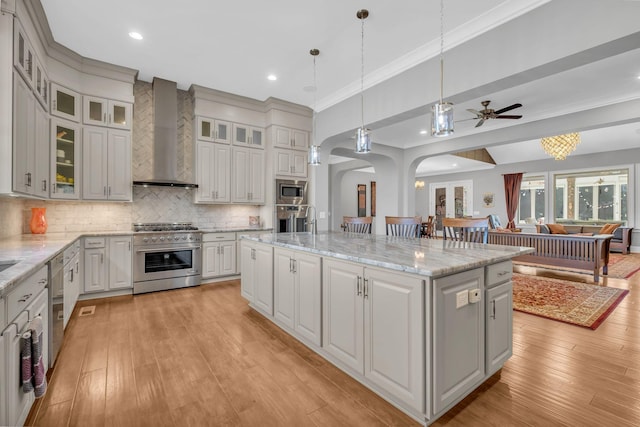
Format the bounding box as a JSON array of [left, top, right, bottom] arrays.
[[239, 231, 535, 278]]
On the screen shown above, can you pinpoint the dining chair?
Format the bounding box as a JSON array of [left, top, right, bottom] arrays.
[[343, 216, 373, 234], [442, 217, 489, 243], [421, 215, 435, 238], [385, 216, 422, 237]]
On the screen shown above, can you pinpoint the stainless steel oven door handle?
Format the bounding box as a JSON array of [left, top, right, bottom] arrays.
[[135, 246, 200, 253]]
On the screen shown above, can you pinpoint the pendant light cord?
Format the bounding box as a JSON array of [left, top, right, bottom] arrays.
[[360, 13, 365, 129], [313, 53, 317, 145], [439, 0, 444, 104]]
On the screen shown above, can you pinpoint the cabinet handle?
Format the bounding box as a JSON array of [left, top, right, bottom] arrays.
[[292, 259, 297, 274], [103, 113, 106, 123], [108, 187, 111, 196], [356, 276, 362, 296], [363, 278, 369, 299], [497, 271, 510, 277], [70, 267, 74, 283], [251, 248, 256, 260], [52, 183, 56, 193], [101, 253, 104, 263], [128, 241, 131, 251], [39, 279, 47, 285], [108, 113, 112, 124], [53, 99, 57, 110], [214, 130, 218, 139], [104, 187, 107, 196], [18, 293, 33, 303], [42, 180, 47, 191], [289, 258, 293, 273], [491, 300, 496, 319], [75, 261, 79, 274]]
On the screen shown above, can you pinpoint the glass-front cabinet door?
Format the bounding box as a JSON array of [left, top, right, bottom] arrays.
[[51, 83, 80, 122], [197, 117, 231, 144], [233, 123, 264, 148], [33, 58, 49, 110], [13, 19, 34, 87], [51, 120, 81, 199], [83, 96, 132, 130]]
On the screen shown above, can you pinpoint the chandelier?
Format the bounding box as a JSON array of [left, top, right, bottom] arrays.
[[354, 9, 372, 153], [540, 132, 581, 160]]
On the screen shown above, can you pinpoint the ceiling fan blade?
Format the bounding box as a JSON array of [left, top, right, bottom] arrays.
[[493, 103, 522, 115], [454, 118, 477, 123], [475, 119, 485, 128], [495, 115, 522, 119], [466, 108, 482, 115]]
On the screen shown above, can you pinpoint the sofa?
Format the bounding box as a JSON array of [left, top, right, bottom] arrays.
[[536, 224, 633, 254]]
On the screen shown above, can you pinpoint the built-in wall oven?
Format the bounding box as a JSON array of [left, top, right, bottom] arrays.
[[276, 205, 309, 233], [132, 223, 202, 295], [276, 179, 307, 205]]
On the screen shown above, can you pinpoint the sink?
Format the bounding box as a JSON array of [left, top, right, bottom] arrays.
[[0, 260, 19, 273]]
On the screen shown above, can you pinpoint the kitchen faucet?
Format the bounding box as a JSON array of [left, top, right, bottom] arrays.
[[306, 205, 318, 235]]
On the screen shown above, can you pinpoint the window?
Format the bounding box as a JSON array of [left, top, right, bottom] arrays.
[[518, 175, 545, 224], [554, 168, 628, 224]]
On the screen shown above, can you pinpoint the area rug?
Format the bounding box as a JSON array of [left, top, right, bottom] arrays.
[[515, 253, 640, 279], [512, 273, 629, 329]]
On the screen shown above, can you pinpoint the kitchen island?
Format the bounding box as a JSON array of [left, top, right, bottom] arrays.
[[239, 231, 534, 425]]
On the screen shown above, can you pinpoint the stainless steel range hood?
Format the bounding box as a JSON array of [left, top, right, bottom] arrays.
[[133, 77, 198, 189]]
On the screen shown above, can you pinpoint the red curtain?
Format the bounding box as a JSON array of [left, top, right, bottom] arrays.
[[503, 173, 523, 229]]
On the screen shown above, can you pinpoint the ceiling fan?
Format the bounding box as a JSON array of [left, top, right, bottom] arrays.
[[465, 100, 523, 128]]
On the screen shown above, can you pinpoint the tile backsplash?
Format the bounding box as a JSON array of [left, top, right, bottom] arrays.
[[14, 187, 260, 235]]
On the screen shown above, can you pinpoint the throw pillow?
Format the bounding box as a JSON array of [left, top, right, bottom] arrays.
[[547, 224, 568, 234], [599, 223, 620, 234], [537, 224, 550, 234]]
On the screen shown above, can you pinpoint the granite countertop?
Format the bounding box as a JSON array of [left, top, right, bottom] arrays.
[[200, 227, 273, 233], [0, 227, 274, 297], [240, 231, 534, 278]]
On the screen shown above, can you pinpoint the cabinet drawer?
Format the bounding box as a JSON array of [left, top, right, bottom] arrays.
[[64, 240, 81, 264], [7, 266, 47, 322], [203, 232, 236, 242], [84, 237, 106, 249], [486, 261, 512, 288]]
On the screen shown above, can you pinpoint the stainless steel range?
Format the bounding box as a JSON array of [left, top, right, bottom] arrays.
[[132, 222, 202, 295]]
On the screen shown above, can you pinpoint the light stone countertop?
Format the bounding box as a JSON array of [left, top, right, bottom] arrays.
[[0, 227, 274, 297], [240, 231, 535, 278]]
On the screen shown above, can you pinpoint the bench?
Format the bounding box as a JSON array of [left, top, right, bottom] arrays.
[[488, 231, 613, 282]]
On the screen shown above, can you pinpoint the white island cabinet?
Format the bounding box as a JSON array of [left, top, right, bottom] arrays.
[[238, 232, 531, 425]]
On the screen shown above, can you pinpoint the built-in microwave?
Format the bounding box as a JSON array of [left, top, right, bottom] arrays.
[[276, 179, 307, 205]]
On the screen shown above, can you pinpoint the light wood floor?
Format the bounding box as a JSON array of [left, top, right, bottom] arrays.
[[27, 266, 640, 427]]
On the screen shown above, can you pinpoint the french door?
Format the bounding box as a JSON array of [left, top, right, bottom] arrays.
[[429, 180, 473, 233]]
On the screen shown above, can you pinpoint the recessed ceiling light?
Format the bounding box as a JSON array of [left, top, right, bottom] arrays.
[[267, 74, 277, 81], [420, 130, 427, 135], [128, 32, 143, 40], [452, 163, 458, 167]]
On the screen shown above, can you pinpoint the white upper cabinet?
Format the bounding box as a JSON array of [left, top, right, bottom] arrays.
[[83, 96, 132, 130], [195, 141, 231, 203], [275, 149, 307, 178], [232, 147, 264, 204], [272, 126, 309, 151], [51, 83, 81, 122], [233, 123, 264, 149], [197, 117, 231, 144], [82, 127, 132, 201]]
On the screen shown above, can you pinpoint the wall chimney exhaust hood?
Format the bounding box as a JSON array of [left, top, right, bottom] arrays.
[[133, 77, 198, 189]]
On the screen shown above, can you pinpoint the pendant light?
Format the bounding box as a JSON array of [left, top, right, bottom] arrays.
[[308, 49, 321, 165], [431, 0, 454, 137], [355, 9, 372, 153]]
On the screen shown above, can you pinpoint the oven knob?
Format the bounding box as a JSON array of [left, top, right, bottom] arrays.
[[151, 237, 157, 242], [182, 235, 187, 240], [160, 236, 165, 241], [188, 236, 193, 240], [143, 237, 149, 243], [174, 236, 179, 241]]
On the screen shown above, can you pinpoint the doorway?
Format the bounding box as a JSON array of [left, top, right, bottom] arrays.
[[429, 180, 473, 233]]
